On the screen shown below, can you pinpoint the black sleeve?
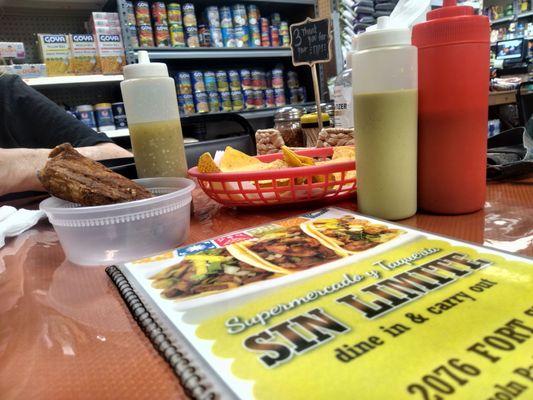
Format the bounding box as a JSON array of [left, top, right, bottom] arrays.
[[0, 74, 113, 149]]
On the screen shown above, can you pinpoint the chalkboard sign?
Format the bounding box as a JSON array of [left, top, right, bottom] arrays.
[[289, 17, 332, 66]]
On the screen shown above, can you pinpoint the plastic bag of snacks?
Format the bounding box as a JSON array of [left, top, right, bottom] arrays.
[[316, 127, 355, 147], [255, 129, 285, 155]]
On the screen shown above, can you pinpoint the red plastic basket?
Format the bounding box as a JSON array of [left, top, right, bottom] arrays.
[[188, 147, 356, 207]]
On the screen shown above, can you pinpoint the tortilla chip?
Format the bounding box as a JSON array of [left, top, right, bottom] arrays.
[[281, 146, 315, 167], [197, 152, 221, 173], [220, 146, 262, 172], [254, 159, 290, 187], [332, 146, 356, 161]]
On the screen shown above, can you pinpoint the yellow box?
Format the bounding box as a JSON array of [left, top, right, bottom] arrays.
[[69, 34, 100, 75], [37, 34, 70, 76], [95, 33, 126, 75]]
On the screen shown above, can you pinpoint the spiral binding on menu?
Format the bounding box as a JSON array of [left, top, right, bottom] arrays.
[[106, 266, 218, 400]]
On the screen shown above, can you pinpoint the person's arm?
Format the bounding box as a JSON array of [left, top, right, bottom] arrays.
[[0, 143, 131, 196], [1, 74, 116, 149]]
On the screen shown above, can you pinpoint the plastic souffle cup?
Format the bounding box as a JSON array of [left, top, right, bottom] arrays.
[[40, 177, 195, 266]]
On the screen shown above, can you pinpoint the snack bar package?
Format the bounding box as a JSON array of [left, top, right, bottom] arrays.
[[0, 42, 25, 59], [37, 34, 71, 76], [95, 33, 125, 75], [69, 34, 100, 75]]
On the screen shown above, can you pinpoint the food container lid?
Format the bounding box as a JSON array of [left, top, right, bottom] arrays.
[[94, 103, 112, 109], [274, 106, 304, 122], [76, 105, 94, 112], [301, 112, 330, 124]]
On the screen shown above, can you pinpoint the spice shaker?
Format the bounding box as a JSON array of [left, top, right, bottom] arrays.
[[273, 106, 304, 147], [300, 113, 331, 147]]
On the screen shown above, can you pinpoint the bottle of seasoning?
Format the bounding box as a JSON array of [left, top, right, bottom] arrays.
[[273, 106, 304, 147], [352, 16, 418, 220], [120, 51, 187, 178], [300, 113, 331, 147], [413, 0, 490, 214]]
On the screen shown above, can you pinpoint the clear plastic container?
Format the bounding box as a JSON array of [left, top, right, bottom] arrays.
[[40, 177, 195, 266]]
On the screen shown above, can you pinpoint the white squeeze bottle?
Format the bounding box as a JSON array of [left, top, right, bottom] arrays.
[[352, 0, 428, 220], [121, 51, 187, 178]]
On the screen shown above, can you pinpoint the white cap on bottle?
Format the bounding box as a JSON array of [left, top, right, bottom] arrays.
[[357, 17, 411, 51], [123, 50, 169, 79]]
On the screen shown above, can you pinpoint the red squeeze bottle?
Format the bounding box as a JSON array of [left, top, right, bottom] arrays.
[[412, 0, 490, 214]]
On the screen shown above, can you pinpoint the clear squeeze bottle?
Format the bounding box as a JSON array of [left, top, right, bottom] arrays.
[[333, 37, 357, 129], [120, 51, 187, 178], [352, 16, 418, 220]]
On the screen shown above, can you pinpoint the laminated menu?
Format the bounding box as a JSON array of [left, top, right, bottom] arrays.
[[108, 207, 533, 399]]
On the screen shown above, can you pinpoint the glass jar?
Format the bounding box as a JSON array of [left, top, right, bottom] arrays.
[[273, 106, 304, 147]]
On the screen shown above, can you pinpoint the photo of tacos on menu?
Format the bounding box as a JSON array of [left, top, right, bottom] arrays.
[[116, 207, 533, 399]]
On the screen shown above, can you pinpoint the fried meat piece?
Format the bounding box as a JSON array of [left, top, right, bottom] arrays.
[[38, 143, 152, 206]]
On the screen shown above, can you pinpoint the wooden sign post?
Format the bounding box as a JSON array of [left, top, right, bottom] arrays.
[[289, 17, 332, 132]]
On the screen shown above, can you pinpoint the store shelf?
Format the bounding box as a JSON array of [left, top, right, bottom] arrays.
[[102, 128, 129, 138], [517, 10, 533, 19], [103, 103, 313, 138], [490, 16, 514, 25], [132, 47, 293, 60], [24, 74, 123, 87]]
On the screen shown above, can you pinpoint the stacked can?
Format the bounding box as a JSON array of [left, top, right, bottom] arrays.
[[135, 1, 153, 47], [231, 90, 244, 111], [151, 2, 167, 24], [251, 69, 266, 90], [240, 69, 252, 90], [280, 21, 290, 47], [176, 72, 192, 94], [260, 18, 271, 47], [220, 91, 232, 111], [198, 24, 211, 47], [182, 3, 199, 47], [264, 88, 275, 107], [270, 25, 280, 47], [271, 13, 281, 27], [208, 92, 220, 112], [179, 94, 195, 115], [220, 6, 236, 48], [271, 67, 284, 89], [243, 89, 255, 109], [215, 70, 229, 91], [167, 3, 185, 47], [205, 6, 223, 48], [227, 70, 242, 92], [253, 90, 265, 108], [154, 24, 170, 47], [125, 1, 139, 47], [247, 5, 261, 47], [190, 71, 209, 113], [232, 4, 249, 48], [287, 70, 299, 89], [203, 71, 217, 92], [203, 71, 219, 112], [274, 88, 286, 107], [134, 1, 151, 24], [112, 102, 128, 128], [138, 24, 154, 47]]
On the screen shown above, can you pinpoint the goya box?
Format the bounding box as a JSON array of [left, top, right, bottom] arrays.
[[95, 33, 125, 75], [69, 34, 99, 75], [37, 34, 71, 76]]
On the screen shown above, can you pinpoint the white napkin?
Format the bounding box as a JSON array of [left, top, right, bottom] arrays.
[[0, 206, 45, 249]]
